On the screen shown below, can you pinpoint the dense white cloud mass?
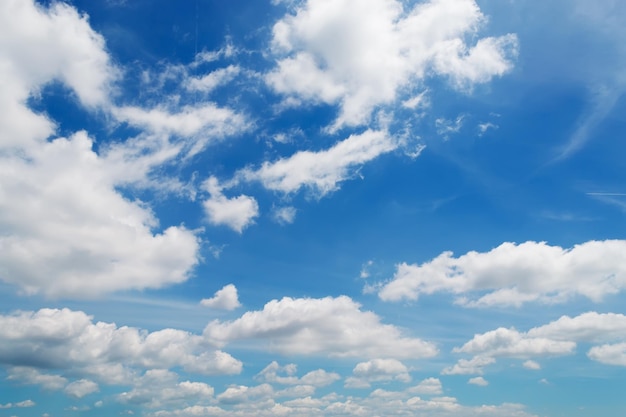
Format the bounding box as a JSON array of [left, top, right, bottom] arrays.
[[267, 0, 517, 128], [202, 177, 259, 233], [201, 284, 242, 310], [118, 370, 215, 409], [378, 240, 626, 306], [240, 129, 396, 196], [0, 0, 227, 298], [0, 308, 242, 389], [204, 295, 437, 358]]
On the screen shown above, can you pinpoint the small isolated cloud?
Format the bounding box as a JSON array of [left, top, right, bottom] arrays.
[[345, 358, 411, 388], [272, 206, 297, 225], [523, 360, 541, 370], [240, 129, 397, 197], [204, 295, 437, 359], [435, 115, 464, 139], [185, 65, 241, 93], [468, 376, 488, 386], [64, 379, 99, 399], [203, 177, 259, 233], [360, 260, 374, 279], [201, 284, 242, 310], [477, 122, 498, 136], [379, 240, 626, 307]]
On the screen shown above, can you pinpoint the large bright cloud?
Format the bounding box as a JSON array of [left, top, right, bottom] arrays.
[[0, 308, 242, 391], [204, 295, 437, 359], [267, 0, 517, 128], [378, 240, 626, 307]]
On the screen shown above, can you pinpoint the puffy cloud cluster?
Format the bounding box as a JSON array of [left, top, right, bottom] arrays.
[[202, 177, 259, 233], [204, 295, 437, 358], [379, 240, 626, 307], [345, 358, 411, 388], [267, 0, 517, 128], [256, 362, 340, 387], [0, 308, 242, 392], [445, 311, 626, 375]]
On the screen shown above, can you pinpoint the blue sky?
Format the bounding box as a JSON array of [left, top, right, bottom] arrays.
[[1, 0, 626, 416]]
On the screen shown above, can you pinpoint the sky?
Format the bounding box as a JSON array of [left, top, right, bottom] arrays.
[[1, 0, 626, 416]]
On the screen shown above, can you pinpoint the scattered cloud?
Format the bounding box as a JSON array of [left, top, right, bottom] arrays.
[[239, 129, 397, 196], [64, 379, 99, 399], [345, 358, 411, 388], [202, 177, 259, 233], [256, 361, 340, 387], [523, 360, 541, 370], [204, 295, 437, 359], [201, 284, 242, 310], [272, 206, 297, 225], [378, 240, 626, 307], [436, 115, 465, 139], [468, 376, 488, 386]]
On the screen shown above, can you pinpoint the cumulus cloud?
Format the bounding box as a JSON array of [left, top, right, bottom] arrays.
[[0, 400, 35, 409], [201, 284, 242, 310], [204, 295, 437, 358], [468, 376, 488, 386], [0, 0, 231, 299], [378, 240, 626, 307], [272, 206, 297, 225], [256, 362, 340, 387], [202, 177, 259, 233], [345, 359, 411, 388], [64, 379, 99, 399], [447, 311, 626, 374], [0, 308, 242, 390], [266, 0, 517, 128], [239, 129, 397, 196], [118, 370, 214, 409], [408, 377, 444, 396]]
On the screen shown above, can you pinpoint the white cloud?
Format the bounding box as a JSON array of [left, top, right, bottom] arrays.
[[468, 376, 488, 386], [441, 356, 495, 375], [272, 206, 297, 225], [202, 177, 259, 233], [523, 360, 541, 370], [587, 343, 626, 366], [449, 311, 626, 374], [64, 379, 99, 399], [0, 400, 35, 409], [118, 370, 215, 409], [204, 295, 437, 359], [239, 129, 397, 196], [0, 0, 210, 299], [266, 0, 517, 128], [345, 359, 411, 388], [201, 284, 242, 310], [435, 115, 465, 138], [256, 362, 340, 387], [6, 367, 68, 391], [407, 377, 443, 396], [185, 65, 241, 92], [0, 308, 242, 389], [378, 240, 626, 307]]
